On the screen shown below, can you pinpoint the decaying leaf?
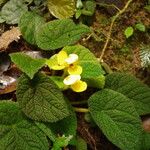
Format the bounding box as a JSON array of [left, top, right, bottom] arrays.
[[0, 75, 17, 95], [0, 27, 21, 50]]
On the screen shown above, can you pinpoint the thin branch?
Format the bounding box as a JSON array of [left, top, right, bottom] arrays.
[[96, 3, 121, 12], [99, 0, 133, 61]]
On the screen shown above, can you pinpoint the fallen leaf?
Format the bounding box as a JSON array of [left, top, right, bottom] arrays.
[[0, 75, 17, 95], [0, 27, 21, 50]]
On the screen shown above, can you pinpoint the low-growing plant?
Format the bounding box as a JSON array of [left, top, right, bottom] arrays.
[[0, 0, 150, 150], [124, 23, 146, 38]]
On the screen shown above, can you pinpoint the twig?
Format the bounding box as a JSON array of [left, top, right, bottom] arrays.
[[96, 3, 121, 12], [99, 0, 133, 62]]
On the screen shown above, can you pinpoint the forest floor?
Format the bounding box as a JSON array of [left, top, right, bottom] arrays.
[[0, 0, 150, 149]]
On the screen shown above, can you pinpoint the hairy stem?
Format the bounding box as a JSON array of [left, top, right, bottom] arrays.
[[99, 0, 133, 61]]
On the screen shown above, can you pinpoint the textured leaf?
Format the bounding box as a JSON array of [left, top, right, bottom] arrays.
[[62, 45, 105, 79], [10, 52, 46, 79], [0, 13, 5, 23], [16, 73, 69, 122], [52, 135, 73, 150], [19, 11, 45, 45], [76, 136, 87, 150], [81, 0, 96, 16], [141, 131, 150, 150], [36, 99, 77, 145], [105, 73, 150, 115], [0, 101, 49, 150], [84, 75, 105, 89], [48, 101, 77, 140], [1, 0, 28, 24], [49, 76, 68, 90], [36, 19, 90, 50], [135, 23, 146, 32], [124, 26, 134, 38], [47, 0, 75, 19], [88, 89, 142, 150], [35, 122, 56, 142]]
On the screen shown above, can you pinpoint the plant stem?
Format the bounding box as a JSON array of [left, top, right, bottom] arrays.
[[101, 62, 113, 74], [74, 107, 89, 113], [71, 100, 87, 105], [96, 3, 121, 12], [99, 0, 133, 62]]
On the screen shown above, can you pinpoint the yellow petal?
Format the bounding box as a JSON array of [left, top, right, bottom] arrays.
[[57, 51, 68, 66], [51, 65, 66, 70], [71, 80, 87, 92], [63, 75, 81, 85], [68, 65, 82, 75], [46, 55, 65, 70]]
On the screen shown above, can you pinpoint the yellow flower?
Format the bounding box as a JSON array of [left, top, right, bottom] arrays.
[[47, 50, 82, 75], [46, 51, 68, 70], [63, 75, 87, 92], [47, 50, 87, 92]]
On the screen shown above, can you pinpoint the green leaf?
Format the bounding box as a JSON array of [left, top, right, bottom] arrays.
[[52, 135, 73, 150], [135, 23, 146, 32], [76, 0, 83, 9], [36, 19, 90, 50], [49, 76, 68, 90], [124, 26, 134, 38], [1, 0, 28, 24], [34, 0, 43, 6], [145, 5, 150, 12], [16, 73, 69, 122], [76, 136, 87, 150], [0, 101, 49, 150], [19, 11, 45, 45], [141, 131, 150, 150], [75, 9, 82, 19], [82, 0, 96, 16], [84, 75, 105, 89], [88, 89, 142, 150], [0, 13, 5, 23], [35, 122, 56, 142], [62, 45, 105, 79], [10, 52, 46, 79], [0, 0, 7, 6], [24, 0, 33, 3], [36, 99, 77, 144], [47, 0, 76, 19], [48, 102, 77, 141], [105, 73, 150, 115]]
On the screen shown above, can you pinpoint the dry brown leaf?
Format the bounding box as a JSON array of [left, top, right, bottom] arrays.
[[0, 27, 21, 50]]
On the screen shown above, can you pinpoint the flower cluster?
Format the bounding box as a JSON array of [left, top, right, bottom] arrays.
[[48, 50, 87, 92]]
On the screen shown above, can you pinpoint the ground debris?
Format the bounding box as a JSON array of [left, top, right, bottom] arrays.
[[0, 27, 21, 50]]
